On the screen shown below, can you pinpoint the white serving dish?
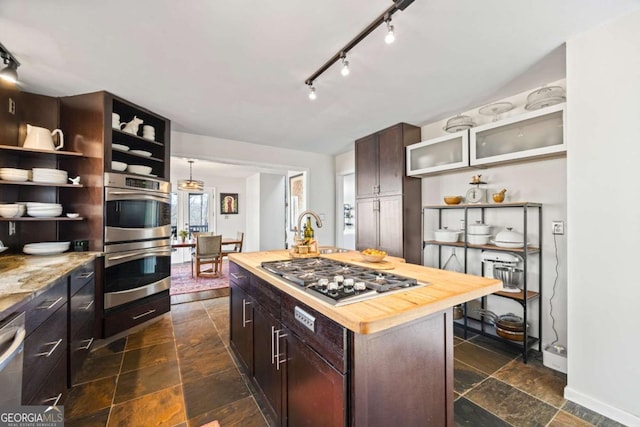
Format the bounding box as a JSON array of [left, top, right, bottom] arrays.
[[130, 149, 152, 157], [434, 228, 461, 243], [127, 165, 153, 175], [27, 206, 63, 217], [23, 241, 70, 255], [112, 161, 128, 171], [26, 202, 61, 208], [66, 213, 80, 218], [490, 240, 528, 248], [0, 168, 30, 182], [0, 204, 25, 218], [112, 143, 130, 151]]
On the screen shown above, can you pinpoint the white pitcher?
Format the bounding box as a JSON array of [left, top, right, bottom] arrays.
[[23, 125, 64, 151]]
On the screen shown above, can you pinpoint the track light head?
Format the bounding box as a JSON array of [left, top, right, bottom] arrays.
[[307, 83, 317, 100], [340, 53, 350, 77], [0, 60, 18, 83], [384, 19, 395, 44]]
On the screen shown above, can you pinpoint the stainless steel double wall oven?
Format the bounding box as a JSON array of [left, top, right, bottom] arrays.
[[103, 172, 171, 310]]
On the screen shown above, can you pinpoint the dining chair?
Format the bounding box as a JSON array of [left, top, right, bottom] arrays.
[[222, 231, 244, 260], [193, 234, 222, 278], [190, 231, 214, 276]]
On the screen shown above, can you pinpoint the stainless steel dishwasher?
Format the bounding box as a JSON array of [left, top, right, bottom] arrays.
[[0, 312, 26, 406]]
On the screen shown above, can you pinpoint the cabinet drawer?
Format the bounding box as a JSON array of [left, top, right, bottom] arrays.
[[23, 302, 68, 404], [250, 275, 281, 319], [70, 280, 95, 340], [229, 262, 250, 290], [70, 261, 95, 296], [281, 294, 347, 373], [103, 291, 170, 337], [69, 319, 94, 387], [26, 351, 67, 407], [24, 276, 67, 336]]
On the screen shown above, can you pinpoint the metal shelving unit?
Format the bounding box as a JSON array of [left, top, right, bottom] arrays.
[[423, 202, 542, 362]]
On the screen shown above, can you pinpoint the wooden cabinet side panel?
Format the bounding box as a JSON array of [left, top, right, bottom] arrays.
[[351, 311, 452, 427], [355, 134, 378, 198], [0, 80, 20, 146], [377, 124, 404, 196], [377, 195, 403, 258], [355, 198, 377, 251], [402, 176, 423, 264]]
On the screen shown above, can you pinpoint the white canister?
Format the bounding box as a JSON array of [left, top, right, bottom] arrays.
[[112, 113, 120, 129]]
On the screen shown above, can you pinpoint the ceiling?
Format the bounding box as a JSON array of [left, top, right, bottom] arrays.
[[1, 0, 639, 156]]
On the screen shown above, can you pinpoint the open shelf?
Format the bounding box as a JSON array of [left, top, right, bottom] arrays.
[[0, 180, 84, 188], [454, 317, 539, 350], [423, 240, 539, 254], [0, 144, 84, 157], [112, 129, 164, 147], [423, 201, 542, 209], [0, 217, 83, 222]]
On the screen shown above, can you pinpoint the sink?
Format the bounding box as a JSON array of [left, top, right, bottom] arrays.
[[318, 246, 350, 254]]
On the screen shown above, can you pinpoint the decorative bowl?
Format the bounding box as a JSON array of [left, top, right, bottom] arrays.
[[127, 165, 153, 175], [361, 249, 387, 263], [444, 196, 462, 205]]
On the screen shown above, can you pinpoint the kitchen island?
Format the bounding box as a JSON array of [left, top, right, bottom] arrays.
[[228, 250, 501, 427]]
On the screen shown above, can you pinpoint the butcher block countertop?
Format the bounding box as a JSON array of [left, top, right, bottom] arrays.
[[229, 250, 502, 334], [0, 252, 101, 320]]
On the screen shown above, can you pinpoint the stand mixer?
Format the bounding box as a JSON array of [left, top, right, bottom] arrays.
[[481, 251, 524, 293]]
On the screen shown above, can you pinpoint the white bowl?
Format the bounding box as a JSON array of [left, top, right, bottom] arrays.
[[127, 165, 153, 175], [0, 204, 23, 218], [0, 168, 30, 182], [66, 213, 80, 218], [130, 149, 152, 157], [26, 202, 61, 208], [434, 229, 461, 243], [23, 241, 70, 255], [112, 161, 128, 171], [27, 206, 63, 217]]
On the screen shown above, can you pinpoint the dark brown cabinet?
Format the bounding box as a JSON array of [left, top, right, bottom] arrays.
[[253, 305, 284, 423], [229, 283, 253, 373], [355, 123, 422, 264], [68, 262, 95, 386]]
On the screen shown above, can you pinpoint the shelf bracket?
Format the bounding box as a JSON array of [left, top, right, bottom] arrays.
[[8, 221, 16, 235]]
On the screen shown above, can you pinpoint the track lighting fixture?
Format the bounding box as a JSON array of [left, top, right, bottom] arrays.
[[340, 53, 350, 77], [307, 83, 317, 100], [384, 16, 395, 44], [303, 0, 414, 98], [0, 41, 20, 84]]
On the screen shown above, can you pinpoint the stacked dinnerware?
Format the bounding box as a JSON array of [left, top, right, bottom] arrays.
[[127, 165, 152, 175], [23, 241, 70, 255], [0, 203, 26, 218], [26, 202, 63, 218], [142, 125, 155, 141], [32, 168, 68, 184], [0, 168, 30, 182]]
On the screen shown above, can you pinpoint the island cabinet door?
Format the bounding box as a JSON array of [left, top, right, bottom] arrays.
[[229, 283, 253, 373], [252, 305, 284, 425], [284, 330, 346, 427]]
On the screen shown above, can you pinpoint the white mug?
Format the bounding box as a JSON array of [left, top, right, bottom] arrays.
[[112, 113, 120, 128], [142, 125, 155, 132]]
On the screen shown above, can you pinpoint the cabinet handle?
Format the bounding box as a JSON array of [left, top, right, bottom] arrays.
[[242, 300, 252, 327], [230, 272, 246, 280], [77, 271, 94, 280], [36, 339, 63, 358], [132, 309, 156, 320], [274, 329, 288, 371], [80, 300, 94, 311], [77, 337, 94, 351], [270, 325, 276, 364], [43, 393, 62, 407], [37, 297, 63, 311]]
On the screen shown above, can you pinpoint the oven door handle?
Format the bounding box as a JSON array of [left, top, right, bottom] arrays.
[[107, 248, 172, 262], [106, 191, 170, 203]]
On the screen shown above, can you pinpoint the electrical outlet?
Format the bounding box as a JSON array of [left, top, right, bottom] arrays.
[[8, 98, 16, 115], [552, 220, 564, 235]]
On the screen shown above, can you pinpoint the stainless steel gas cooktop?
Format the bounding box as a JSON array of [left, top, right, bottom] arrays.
[[261, 258, 427, 306]]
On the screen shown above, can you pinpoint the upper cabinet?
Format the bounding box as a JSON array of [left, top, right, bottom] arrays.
[[406, 103, 566, 177], [470, 103, 565, 166], [406, 129, 469, 177]]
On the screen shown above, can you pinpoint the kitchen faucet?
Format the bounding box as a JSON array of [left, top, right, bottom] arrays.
[[296, 210, 323, 240]]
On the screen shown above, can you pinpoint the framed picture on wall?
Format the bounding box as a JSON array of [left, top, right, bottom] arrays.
[[220, 193, 239, 214], [289, 173, 305, 230]]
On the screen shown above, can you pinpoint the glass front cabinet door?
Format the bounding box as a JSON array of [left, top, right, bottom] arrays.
[[406, 129, 469, 177], [470, 103, 566, 166]]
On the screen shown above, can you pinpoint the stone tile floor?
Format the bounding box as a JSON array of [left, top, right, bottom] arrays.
[[64, 297, 624, 427]]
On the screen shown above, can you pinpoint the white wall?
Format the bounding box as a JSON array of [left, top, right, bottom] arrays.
[[245, 174, 260, 252], [565, 10, 640, 425], [172, 131, 336, 247], [259, 173, 286, 250], [335, 150, 356, 248]]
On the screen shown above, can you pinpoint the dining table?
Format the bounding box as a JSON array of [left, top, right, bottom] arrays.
[[171, 237, 242, 249]]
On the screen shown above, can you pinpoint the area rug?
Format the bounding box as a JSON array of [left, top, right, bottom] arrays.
[[170, 260, 229, 296]]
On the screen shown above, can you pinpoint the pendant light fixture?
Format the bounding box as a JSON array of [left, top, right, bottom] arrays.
[[303, 0, 414, 100], [0, 41, 20, 84], [178, 160, 204, 191]]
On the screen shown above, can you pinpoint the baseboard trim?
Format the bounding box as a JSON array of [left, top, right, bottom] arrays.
[[564, 386, 640, 426]]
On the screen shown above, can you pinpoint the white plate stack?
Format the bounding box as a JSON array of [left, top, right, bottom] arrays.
[[23, 241, 70, 255], [0, 168, 30, 182], [32, 168, 68, 184], [26, 202, 63, 218]]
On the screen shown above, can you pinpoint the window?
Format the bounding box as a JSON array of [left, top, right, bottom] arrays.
[[188, 192, 209, 234]]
